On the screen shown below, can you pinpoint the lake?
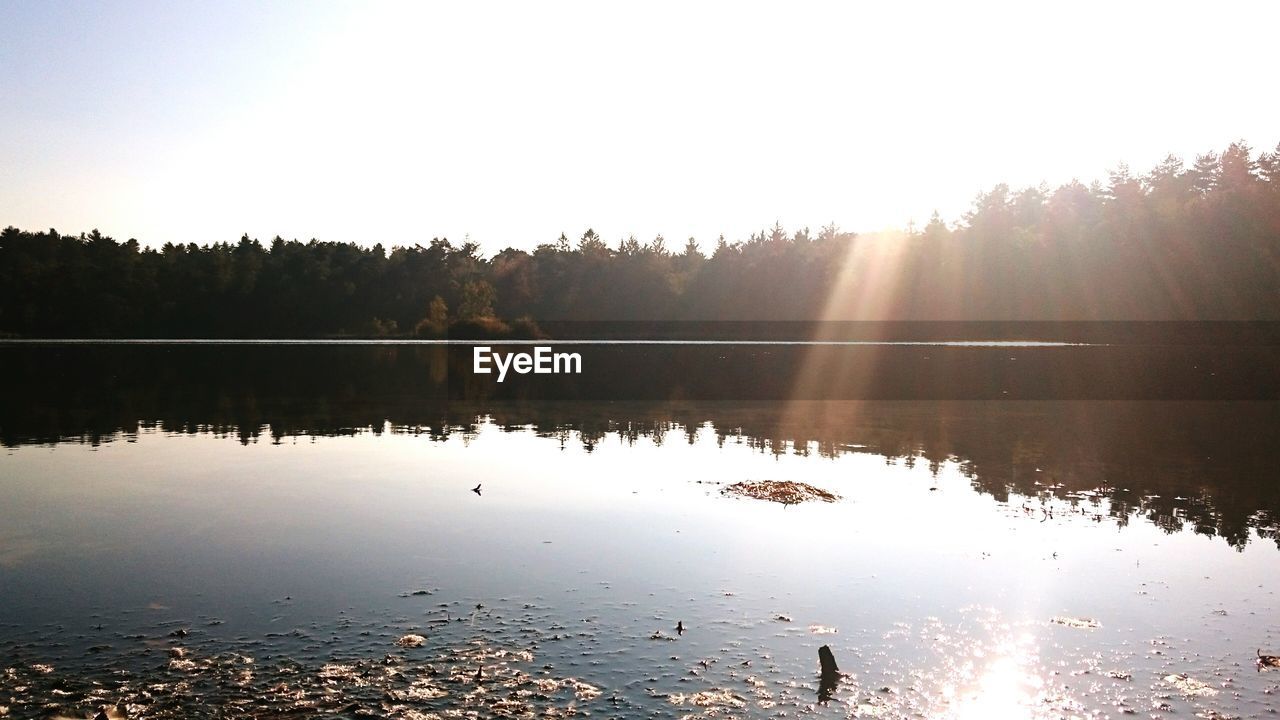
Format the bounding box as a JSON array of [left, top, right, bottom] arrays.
[[1, 342, 1278, 719]]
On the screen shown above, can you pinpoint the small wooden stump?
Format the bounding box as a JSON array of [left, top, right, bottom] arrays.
[[817, 645, 840, 703], [819, 645, 839, 676]]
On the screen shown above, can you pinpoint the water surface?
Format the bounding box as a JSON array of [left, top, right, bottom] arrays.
[[1, 344, 1278, 718]]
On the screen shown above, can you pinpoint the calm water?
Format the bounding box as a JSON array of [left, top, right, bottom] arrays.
[[1, 344, 1278, 719]]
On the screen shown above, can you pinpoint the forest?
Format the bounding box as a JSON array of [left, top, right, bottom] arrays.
[[2, 142, 1279, 337]]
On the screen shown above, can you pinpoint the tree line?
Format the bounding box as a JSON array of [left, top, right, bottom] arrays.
[[2, 142, 1279, 337]]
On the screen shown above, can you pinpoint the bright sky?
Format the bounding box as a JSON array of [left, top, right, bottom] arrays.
[[2, 0, 1278, 253]]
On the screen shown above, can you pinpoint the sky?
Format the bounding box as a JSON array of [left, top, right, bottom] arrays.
[[2, 0, 1278, 254]]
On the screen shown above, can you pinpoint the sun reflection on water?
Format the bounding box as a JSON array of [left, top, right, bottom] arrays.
[[943, 636, 1056, 720]]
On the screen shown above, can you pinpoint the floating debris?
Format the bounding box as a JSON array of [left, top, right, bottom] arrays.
[[318, 662, 367, 685], [809, 625, 838, 635], [1163, 673, 1218, 697], [1258, 649, 1280, 671], [386, 678, 448, 701], [566, 678, 602, 701], [1196, 710, 1241, 720], [668, 688, 747, 709], [395, 634, 427, 648], [855, 699, 893, 716], [721, 480, 839, 505], [1050, 616, 1101, 629], [533, 678, 561, 693], [0, 600, 1257, 719]]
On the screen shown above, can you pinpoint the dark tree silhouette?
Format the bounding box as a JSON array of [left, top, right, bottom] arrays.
[[3, 142, 1279, 337]]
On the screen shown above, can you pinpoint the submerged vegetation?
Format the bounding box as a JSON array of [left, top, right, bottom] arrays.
[[3, 142, 1280, 337], [1, 629, 605, 719]]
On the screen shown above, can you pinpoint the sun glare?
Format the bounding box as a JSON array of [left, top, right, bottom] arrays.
[[946, 639, 1049, 720]]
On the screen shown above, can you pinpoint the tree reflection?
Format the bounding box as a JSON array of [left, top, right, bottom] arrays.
[[2, 344, 1277, 549]]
